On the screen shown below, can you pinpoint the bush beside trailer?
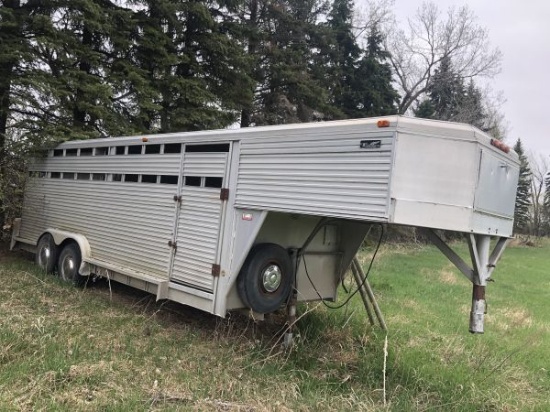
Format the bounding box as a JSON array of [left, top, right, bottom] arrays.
[[11, 116, 520, 333]]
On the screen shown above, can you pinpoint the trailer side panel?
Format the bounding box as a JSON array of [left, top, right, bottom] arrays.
[[235, 126, 394, 220]]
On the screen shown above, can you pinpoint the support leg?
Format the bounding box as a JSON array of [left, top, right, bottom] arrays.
[[468, 234, 491, 334], [351, 260, 376, 326], [423, 228, 509, 334], [284, 248, 299, 348], [469, 284, 486, 333], [283, 290, 297, 348], [353, 257, 387, 331]]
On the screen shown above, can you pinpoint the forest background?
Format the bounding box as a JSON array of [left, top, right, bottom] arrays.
[[0, 0, 548, 238]]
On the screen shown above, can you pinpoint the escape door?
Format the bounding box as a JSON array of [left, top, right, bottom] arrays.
[[170, 144, 231, 292]]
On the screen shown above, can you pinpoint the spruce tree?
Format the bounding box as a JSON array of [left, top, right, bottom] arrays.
[[425, 56, 465, 121], [0, 0, 57, 226], [513, 139, 532, 234], [458, 80, 486, 129], [414, 99, 435, 119], [416, 58, 490, 131], [133, 0, 252, 132], [45, 0, 135, 139], [244, 0, 330, 125], [322, 0, 360, 119], [350, 25, 398, 117]]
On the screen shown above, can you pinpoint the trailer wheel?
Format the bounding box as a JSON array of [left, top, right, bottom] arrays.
[[57, 243, 86, 287], [237, 243, 293, 314], [36, 233, 57, 273]]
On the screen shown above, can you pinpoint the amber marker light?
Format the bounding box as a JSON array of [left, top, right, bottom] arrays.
[[377, 119, 390, 127], [490, 139, 510, 153], [141, 137, 149, 142]]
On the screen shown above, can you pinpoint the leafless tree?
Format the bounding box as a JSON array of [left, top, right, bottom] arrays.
[[354, 0, 395, 40], [383, 1, 502, 114], [528, 152, 550, 236]]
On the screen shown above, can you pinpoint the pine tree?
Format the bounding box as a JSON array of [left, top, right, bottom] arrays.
[[350, 25, 398, 117], [244, 0, 330, 125], [513, 139, 532, 234], [43, 0, 137, 139], [415, 58, 491, 131], [322, 0, 360, 119], [314, 2, 398, 119], [0, 0, 57, 226], [425, 56, 465, 121], [457, 80, 486, 129], [414, 99, 435, 119], [133, 0, 252, 132]]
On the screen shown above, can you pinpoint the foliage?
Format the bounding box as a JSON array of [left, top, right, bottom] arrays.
[[513, 139, 532, 234], [319, 1, 397, 120], [414, 56, 493, 132], [422, 56, 465, 121], [240, 0, 332, 126], [348, 24, 398, 117]]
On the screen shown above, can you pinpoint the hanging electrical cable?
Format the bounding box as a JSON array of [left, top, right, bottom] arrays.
[[301, 223, 386, 310]]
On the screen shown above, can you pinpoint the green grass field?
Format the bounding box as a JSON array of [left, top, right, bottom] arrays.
[[0, 239, 548, 411]]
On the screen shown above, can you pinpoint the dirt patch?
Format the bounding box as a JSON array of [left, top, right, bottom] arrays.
[[0, 241, 31, 264], [438, 267, 460, 285], [493, 307, 533, 330]]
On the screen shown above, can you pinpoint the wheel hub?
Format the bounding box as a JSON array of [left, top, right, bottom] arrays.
[[39, 247, 50, 264], [61, 256, 74, 279], [262, 264, 282, 292]]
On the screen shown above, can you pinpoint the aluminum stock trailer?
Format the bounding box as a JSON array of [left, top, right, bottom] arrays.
[[11, 116, 520, 333]]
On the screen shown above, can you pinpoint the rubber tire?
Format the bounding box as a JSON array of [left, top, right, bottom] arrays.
[[57, 243, 86, 286], [35, 234, 57, 274], [237, 243, 293, 314]]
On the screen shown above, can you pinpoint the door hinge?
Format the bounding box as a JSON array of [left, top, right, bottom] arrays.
[[168, 240, 177, 250], [173, 195, 182, 203], [212, 264, 221, 277], [220, 188, 229, 201]]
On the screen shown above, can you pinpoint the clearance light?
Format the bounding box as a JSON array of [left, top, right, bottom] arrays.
[[490, 139, 510, 154], [142, 137, 149, 142], [377, 120, 390, 128]]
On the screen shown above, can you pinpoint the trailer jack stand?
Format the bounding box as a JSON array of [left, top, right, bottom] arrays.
[[284, 248, 299, 348], [470, 284, 486, 334], [283, 289, 297, 348], [422, 229, 508, 334]]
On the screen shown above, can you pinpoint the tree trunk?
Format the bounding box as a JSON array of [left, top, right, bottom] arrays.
[[0, 0, 22, 227], [73, 24, 93, 129], [240, 0, 258, 128]]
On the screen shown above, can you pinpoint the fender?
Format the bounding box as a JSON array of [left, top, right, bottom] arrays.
[[44, 229, 92, 276]]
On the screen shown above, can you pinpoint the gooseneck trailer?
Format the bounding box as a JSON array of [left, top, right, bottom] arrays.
[[11, 116, 520, 333]]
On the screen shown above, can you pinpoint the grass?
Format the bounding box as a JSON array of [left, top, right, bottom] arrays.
[[0, 238, 549, 411]]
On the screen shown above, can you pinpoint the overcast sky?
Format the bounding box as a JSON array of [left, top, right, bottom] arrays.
[[377, 0, 550, 160]]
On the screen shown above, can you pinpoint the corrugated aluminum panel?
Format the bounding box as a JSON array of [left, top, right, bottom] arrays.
[[236, 131, 394, 220], [182, 153, 228, 176], [19, 179, 176, 278], [170, 190, 222, 291], [18, 179, 48, 242], [171, 152, 228, 291]]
